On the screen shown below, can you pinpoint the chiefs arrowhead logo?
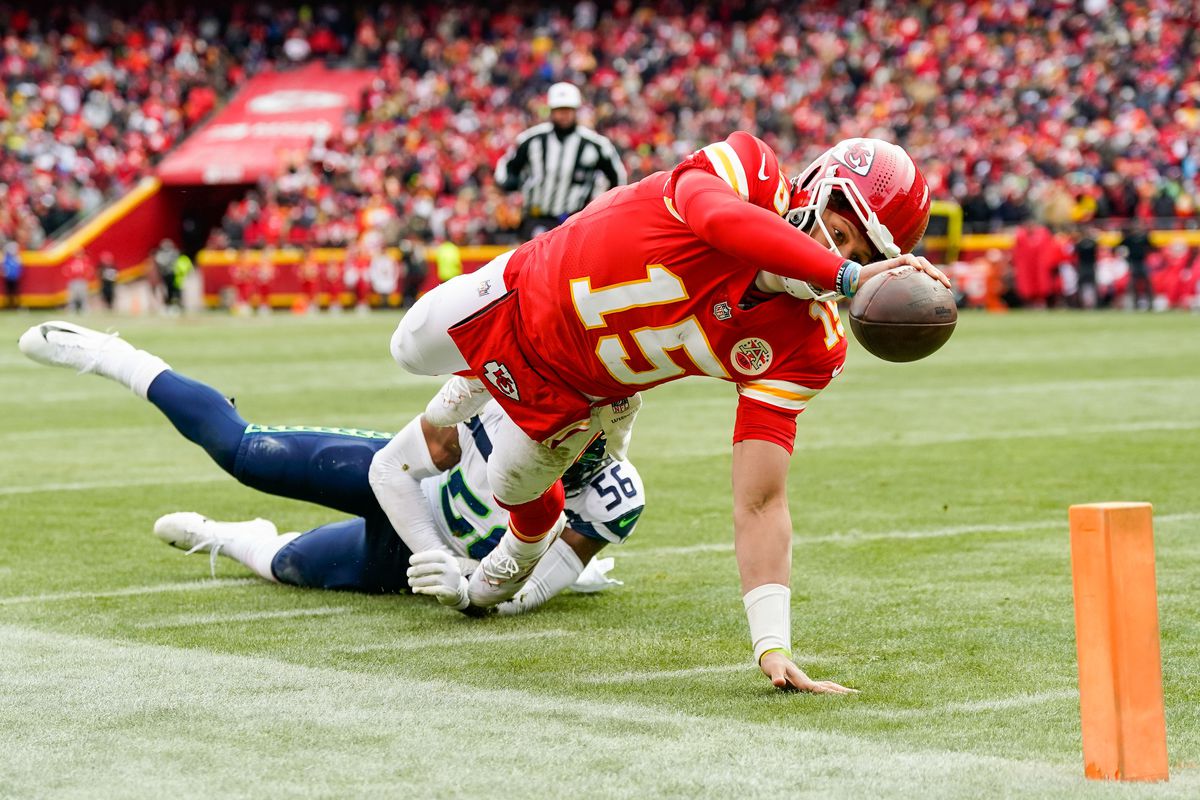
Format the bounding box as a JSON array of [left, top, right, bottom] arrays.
[[731, 338, 773, 376], [483, 360, 520, 402], [832, 140, 876, 177]]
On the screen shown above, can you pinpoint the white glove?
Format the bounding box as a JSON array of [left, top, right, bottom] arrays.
[[569, 556, 623, 593], [407, 550, 470, 610]]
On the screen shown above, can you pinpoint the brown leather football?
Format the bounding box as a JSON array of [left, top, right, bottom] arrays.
[[847, 267, 957, 362]]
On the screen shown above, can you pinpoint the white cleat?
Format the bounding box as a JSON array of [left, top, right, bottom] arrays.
[[154, 512, 279, 578], [18, 320, 135, 374], [154, 512, 278, 554], [424, 375, 491, 427], [467, 514, 565, 607]]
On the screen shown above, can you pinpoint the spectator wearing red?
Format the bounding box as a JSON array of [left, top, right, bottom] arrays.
[[63, 251, 94, 314], [1012, 221, 1054, 309], [322, 258, 346, 313]]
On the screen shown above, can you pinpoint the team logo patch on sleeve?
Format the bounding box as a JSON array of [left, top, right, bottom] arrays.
[[731, 338, 773, 376], [484, 360, 520, 401]]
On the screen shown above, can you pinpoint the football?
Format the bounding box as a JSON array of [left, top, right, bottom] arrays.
[[848, 267, 958, 362]]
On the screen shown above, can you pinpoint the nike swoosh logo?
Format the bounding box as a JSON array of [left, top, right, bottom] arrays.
[[758, 153, 769, 181], [832, 365, 844, 378], [610, 508, 643, 536]]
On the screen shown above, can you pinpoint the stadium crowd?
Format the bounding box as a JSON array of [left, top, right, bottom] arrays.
[[2, 1, 1199, 309], [192, 0, 1200, 250]]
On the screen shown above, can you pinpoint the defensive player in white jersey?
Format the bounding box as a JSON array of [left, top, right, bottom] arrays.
[[17, 321, 645, 612]]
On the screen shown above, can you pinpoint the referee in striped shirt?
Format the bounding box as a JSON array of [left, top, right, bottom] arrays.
[[495, 82, 627, 239]]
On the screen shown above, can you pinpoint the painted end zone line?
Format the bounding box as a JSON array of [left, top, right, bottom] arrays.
[[136, 606, 351, 629], [0, 578, 259, 606]]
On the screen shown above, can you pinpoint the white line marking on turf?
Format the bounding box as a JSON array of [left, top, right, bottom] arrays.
[[0, 578, 259, 606], [666, 419, 1200, 458], [862, 690, 1079, 721], [14, 624, 1187, 798], [582, 664, 754, 683], [943, 689, 1078, 713], [138, 609, 350, 628], [838, 419, 1200, 449], [623, 512, 1200, 559], [0, 474, 228, 496], [340, 629, 571, 654], [136, 606, 351, 629]]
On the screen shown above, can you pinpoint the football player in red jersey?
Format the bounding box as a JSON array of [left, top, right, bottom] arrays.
[[386, 132, 948, 693]]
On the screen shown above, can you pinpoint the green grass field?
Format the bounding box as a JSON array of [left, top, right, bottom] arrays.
[[1, 310, 1198, 798]]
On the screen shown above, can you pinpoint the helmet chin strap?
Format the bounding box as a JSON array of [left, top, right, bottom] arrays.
[[773, 184, 844, 302]]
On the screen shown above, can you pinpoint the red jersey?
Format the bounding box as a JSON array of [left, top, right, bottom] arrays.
[[453, 133, 849, 451]]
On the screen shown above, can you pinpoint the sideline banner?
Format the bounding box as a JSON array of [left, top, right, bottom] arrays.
[[157, 63, 374, 185]]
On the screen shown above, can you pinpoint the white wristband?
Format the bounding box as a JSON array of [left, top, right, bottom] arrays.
[[743, 583, 791, 665]]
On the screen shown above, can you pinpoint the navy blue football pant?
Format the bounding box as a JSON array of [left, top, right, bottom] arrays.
[[145, 371, 413, 593]]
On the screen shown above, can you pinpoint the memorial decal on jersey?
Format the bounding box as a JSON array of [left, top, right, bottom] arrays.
[[731, 338, 773, 376], [484, 360, 520, 401]]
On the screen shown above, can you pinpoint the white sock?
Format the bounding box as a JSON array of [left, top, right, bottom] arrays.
[[125, 351, 171, 399], [222, 531, 299, 582], [90, 346, 170, 399]]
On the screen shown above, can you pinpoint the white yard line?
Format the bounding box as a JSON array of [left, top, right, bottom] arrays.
[[582, 664, 753, 683], [0, 578, 259, 606], [624, 512, 1200, 560], [861, 689, 1079, 721], [135, 606, 351, 629], [4, 624, 1194, 799], [0, 474, 228, 496], [654, 418, 1200, 459], [845, 419, 1200, 449], [340, 628, 571, 654]]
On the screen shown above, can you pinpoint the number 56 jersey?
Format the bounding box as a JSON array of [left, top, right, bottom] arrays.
[[493, 132, 849, 450]]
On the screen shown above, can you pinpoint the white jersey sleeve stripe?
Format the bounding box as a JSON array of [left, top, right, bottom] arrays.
[[737, 380, 820, 412], [701, 142, 749, 201]]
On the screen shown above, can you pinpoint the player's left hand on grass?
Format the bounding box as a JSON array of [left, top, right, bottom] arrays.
[[407, 549, 470, 610], [759, 650, 858, 695]]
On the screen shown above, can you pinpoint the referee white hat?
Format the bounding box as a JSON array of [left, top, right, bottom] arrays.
[[547, 82, 582, 110]]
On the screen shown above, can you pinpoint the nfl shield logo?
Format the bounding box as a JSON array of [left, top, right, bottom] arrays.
[[484, 360, 520, 401], [611, 398, 629, 414], [713, 301, 732, 321], [731, 338, 773, 376]]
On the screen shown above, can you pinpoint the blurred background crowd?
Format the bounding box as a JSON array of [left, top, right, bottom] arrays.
[[2, 0, 1198, 310]]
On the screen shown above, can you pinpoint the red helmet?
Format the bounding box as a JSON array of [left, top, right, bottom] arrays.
[[786, 138, 931, 260]]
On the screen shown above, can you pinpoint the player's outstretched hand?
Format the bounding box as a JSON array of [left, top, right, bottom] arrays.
[[760, 650, 858, 694], [407, 549, 471, 610], [859, 253, 950, 290]]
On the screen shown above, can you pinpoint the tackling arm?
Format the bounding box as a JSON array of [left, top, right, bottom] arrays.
[[368, 416, 461, 555]]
